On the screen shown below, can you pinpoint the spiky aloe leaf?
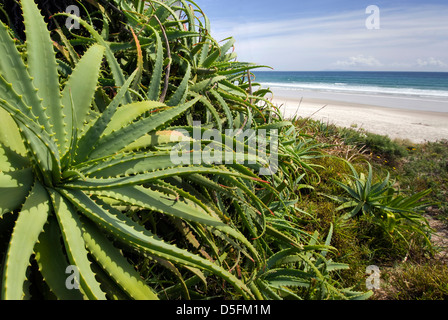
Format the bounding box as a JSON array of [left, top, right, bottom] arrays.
[[209, 89, 233, 129], [18, 122, 60, 187], [49, 190, 106, 300], [0, 18, 42, 126], [261, 268, 314, 288], [21, 0, 64, 151], [147, 25, 164, 101], [88, 96, 201, 159], [103, 101, 167, 136], [217, 37, 236, 62], [0, 168, 33, 216], [60, 188, 254, 299], [88, 185, 260, 262], [74, 70, 138, 164], [1, 181, 50, 300], [0, 109, 29, 174], [63, 166, 257, 190], [0, 75, 38, 125], [58, 13, 132, 105], [61, 44, 106, 156], [121, 130, 192, 152], [34, 218, 84, 300], [81, 220, 159, 300], [0, 143, 29, 173], [166, 62, 191, 106], [0, 84, 60, 174], [189, 76, 227, 93], [77, 151, 182, 178]]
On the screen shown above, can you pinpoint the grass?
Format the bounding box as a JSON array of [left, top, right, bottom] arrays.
[[375, 261, 448, 300], [290, 117, 448, 299]]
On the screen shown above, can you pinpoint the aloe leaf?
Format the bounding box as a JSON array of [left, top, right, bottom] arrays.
[[176, 0, 197, 37], [104, 101, 167, 136], [166, 62, 191, 106], [0, 168, 33, 216], [75, 70, 138, 163], [121, 130, 191, 152], [262, 268, 314, 287], [89, 185, 259, 261], [49, 190, 106, 300], [64, 166, 256, 190], [218, 37, 236, 62], [147, 25, 164, 101], [0, 94, 57, 159], [1, 181, 50, 300], [61, 44, 106, 155], [60, 188, 254, 299], [147, 0, 183, 30], [22, 0, 64, 149], [263, 248, 301, 271], [81, 220, 159, 300], [201, 49, 220, 69], [130, 28, 144, 94], [79, 151, 181, 178], [34, 218, 84, 300], [209, 89, 233, 129], [0, 18, 42, 126], [18, 124, 58, 186], [191, 92, 222, 131], [0, 108, 26, 157], [0, 143, 29, 173], [363, 163, 373, 200], [189, 76, 227, 93], [89, 96, 201, 159], [0, 75, 37, 124], [370, 172, 391, 196], [59, 13, 132, 105], [217, 64, 271, 76]]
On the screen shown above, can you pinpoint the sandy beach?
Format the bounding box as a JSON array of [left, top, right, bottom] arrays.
[[270, 89, 448, 144]]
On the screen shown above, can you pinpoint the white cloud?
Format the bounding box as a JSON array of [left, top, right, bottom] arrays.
[[209, 5, 448, 71], [416, 57, 447, 68], [335, 55, 383, 68]]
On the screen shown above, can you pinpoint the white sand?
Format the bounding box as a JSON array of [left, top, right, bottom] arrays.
[[269, 89, 448, 144]]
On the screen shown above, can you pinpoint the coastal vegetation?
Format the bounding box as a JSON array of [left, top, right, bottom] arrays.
[[0, 0, 446, 300]]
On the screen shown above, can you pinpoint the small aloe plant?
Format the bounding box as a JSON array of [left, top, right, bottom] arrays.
[[0, 0, 263, 300], [325, 161, 432, 242]]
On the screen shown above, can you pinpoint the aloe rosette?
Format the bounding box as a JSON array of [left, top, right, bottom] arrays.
[[0, 0, 264, 300]]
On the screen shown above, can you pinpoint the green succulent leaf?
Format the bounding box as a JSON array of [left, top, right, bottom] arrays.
[[81, 220, 159, 300], [0, 168, 33, 216], [21, 0, 64, 151], [61, 44, 106, 155], [88, 96, 201, 159], [49, 190, 106, 300], [34, 218, 85, 300], [1, 181, 50, 300], [60, 188, 254, 299]]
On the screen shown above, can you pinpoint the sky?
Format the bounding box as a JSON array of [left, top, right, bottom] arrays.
[[195, 0, 448, 71]]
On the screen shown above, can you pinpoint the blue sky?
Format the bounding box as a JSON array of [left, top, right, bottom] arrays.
[[196, 0, 448, 71]]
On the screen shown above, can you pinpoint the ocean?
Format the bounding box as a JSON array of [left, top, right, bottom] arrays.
[[251, 71, 448, 112]]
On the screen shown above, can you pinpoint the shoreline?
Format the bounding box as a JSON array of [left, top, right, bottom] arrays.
[[269, 89, 448, 144]]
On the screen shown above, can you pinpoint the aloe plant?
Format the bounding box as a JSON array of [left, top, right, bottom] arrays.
[[51, 0, 273, 133], [324, 160, 432, 244], [0, 0, 268, 300], [0, 0, 380, 301], [254, 225, 373, 300]]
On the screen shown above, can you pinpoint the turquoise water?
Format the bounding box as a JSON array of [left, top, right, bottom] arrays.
[[252, 71, 448, 100]]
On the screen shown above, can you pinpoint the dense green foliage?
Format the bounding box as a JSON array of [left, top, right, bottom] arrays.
[[0, 0, 438, 300]]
